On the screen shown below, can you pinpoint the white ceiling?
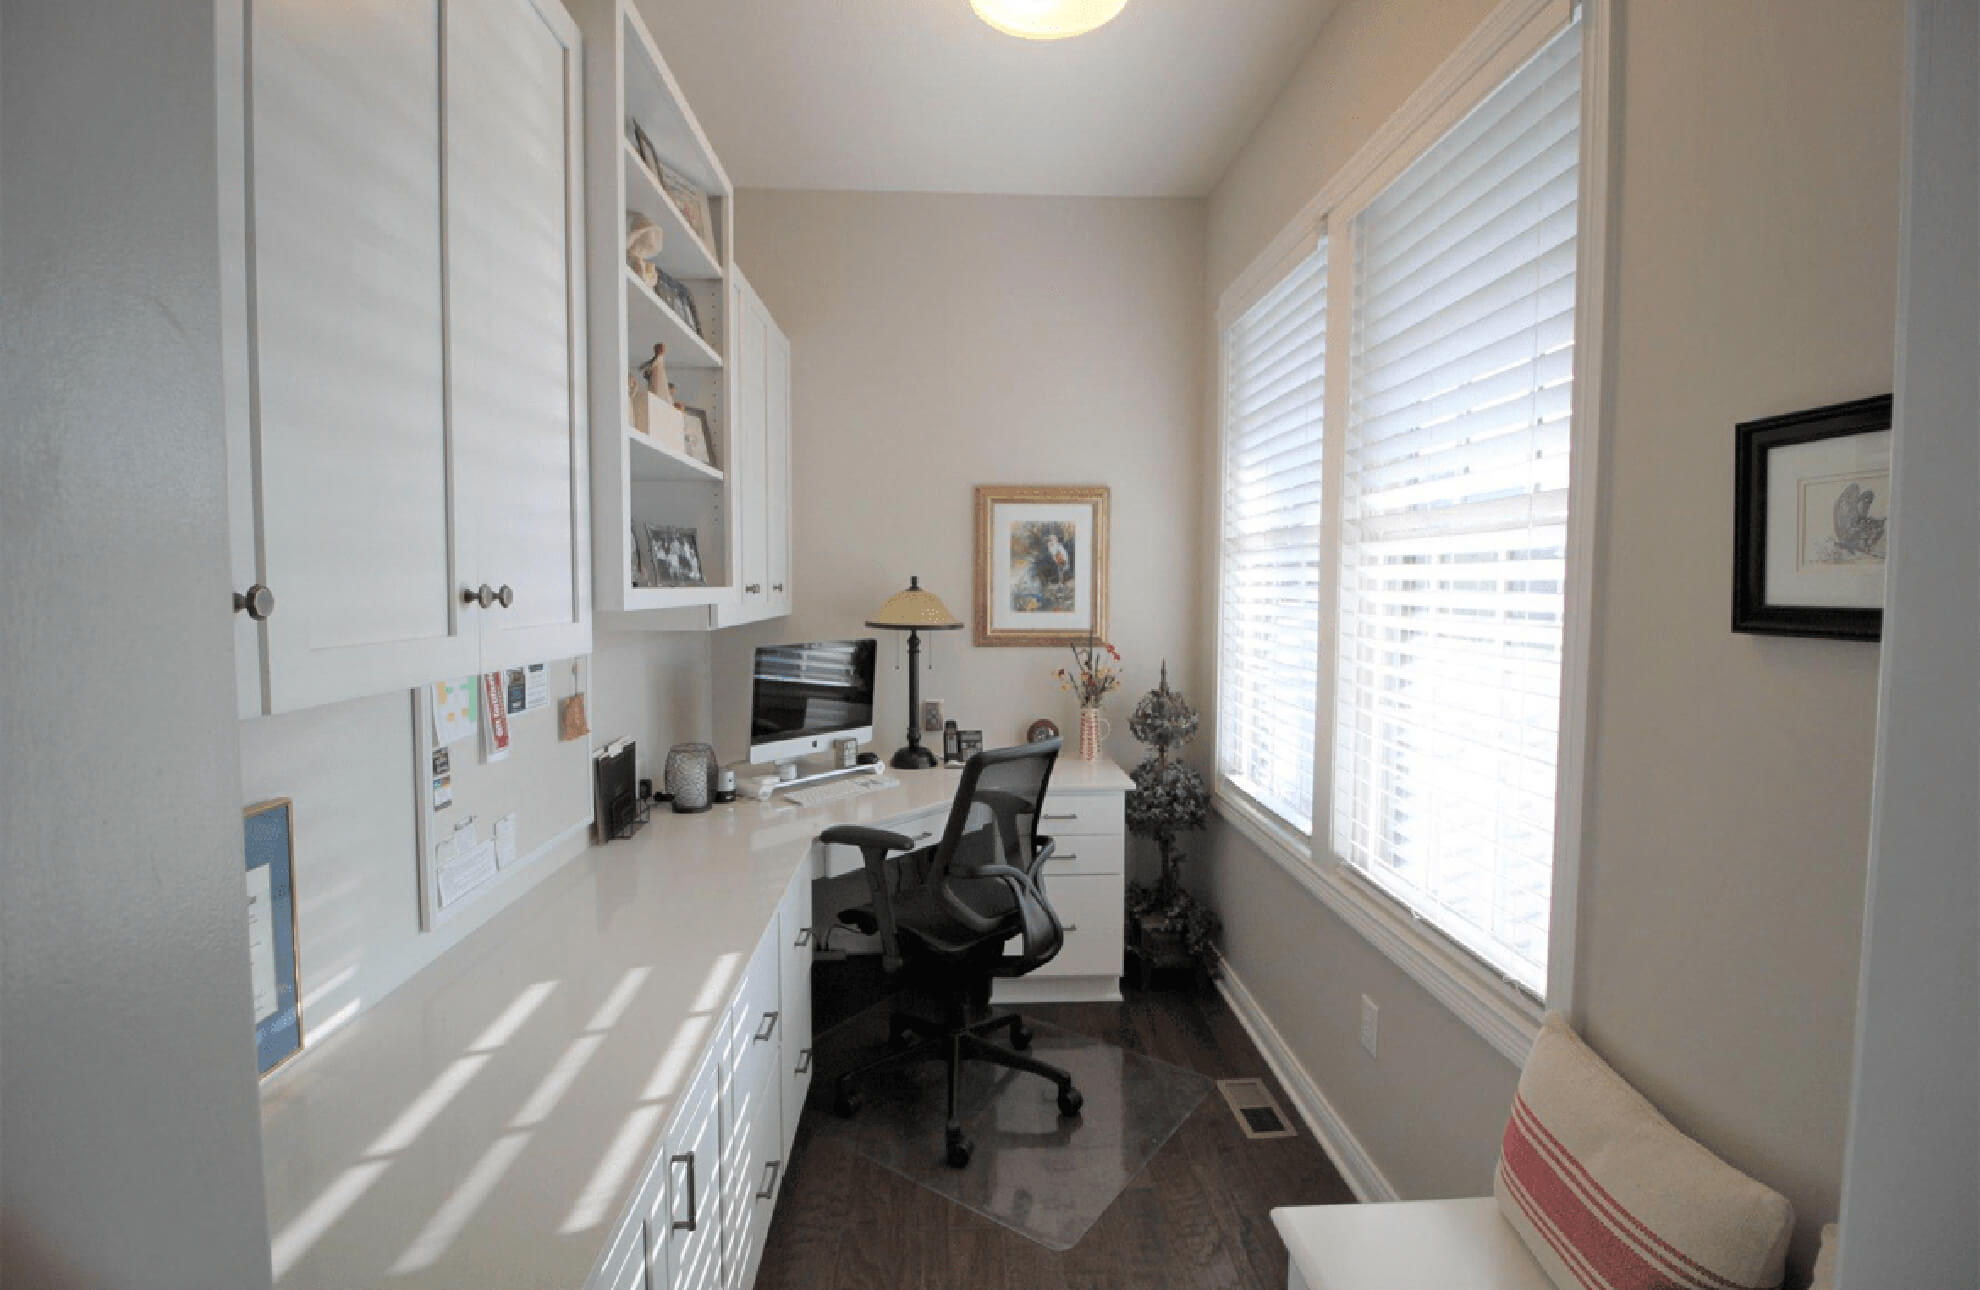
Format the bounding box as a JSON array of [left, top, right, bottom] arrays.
[[633, 0, 1340, 198]]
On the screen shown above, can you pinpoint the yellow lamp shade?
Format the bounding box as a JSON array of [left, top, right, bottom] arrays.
[[970, 0, 1128, 41], [866, 576, 963, 631]]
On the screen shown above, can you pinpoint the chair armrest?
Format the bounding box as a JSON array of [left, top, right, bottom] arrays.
[[818, 825, 917, 852], [966, 863, 1062, 964]]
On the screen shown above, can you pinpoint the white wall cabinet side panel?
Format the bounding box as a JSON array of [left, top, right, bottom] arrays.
[[735, 279, 770, 618], [249, 0, 474, 711], [447, 0, 591, 670], [764, 319, 792, 617]]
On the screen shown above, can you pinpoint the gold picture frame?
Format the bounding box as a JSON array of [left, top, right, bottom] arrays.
[[974, 485, 1110, 647]]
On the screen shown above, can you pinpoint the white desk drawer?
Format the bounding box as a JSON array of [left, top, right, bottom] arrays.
[[1038, 794, 1123, 837], [1009, 874, 1124, 978], [1039, 833, 1123, 877], [818, 806, 945, 879]]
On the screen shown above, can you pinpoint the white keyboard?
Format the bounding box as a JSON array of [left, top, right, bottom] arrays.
[[783, 774, 900, 807]]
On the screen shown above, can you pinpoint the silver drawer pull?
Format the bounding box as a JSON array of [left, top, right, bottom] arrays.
[[795, 1047, 814, 1074], [670, 1153, 697, 1231], [754, 1010, 779, 1043], [912, 831, 934, 841], [1063, 923, 1079, 933], [1056, 854, 1078, 862], [793, 927, 813, 948], [755, 1159, 781, 1201], [1041, 812, 1078, 821]]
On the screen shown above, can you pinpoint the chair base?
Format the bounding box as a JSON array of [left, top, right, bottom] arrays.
[[834, 1008, 1082, 1168]]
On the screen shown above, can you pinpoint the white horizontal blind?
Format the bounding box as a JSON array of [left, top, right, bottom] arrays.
[[1218, 241, 1328, 832], [1333, 21, 1581, 994]]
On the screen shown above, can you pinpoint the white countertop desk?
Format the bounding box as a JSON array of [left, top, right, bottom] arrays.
[[260, 758, 1131, 1290]]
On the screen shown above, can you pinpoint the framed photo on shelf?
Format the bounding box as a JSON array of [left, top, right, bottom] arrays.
[[681, 406, 716, 470], [645, 523, 706, 588], [656, 161, 715, 254], [652, 268, 701, 340], [1732, 394, 1892, 641], [974, 485, 1110, 647], [627, 118, 662, 179], [244, 798, 303, 1076]]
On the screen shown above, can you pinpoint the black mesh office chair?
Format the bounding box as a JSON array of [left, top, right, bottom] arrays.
[[819, 739, 1082, 1168]]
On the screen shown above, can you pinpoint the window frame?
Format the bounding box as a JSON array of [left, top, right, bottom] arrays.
[[1210, 0, 1612, 1064]]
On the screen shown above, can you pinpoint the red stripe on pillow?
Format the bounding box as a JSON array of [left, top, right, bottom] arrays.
[[1503, 1108, 1691, 1290], [1501, 1161, 1609, 1290], [1513, 1096, 1764, 1290]]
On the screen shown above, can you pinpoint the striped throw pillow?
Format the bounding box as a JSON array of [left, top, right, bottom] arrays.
[[1495, 1014, 1794, 1290]]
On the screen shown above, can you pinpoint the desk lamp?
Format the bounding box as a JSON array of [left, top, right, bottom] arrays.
[[865, 576, 963, 769]]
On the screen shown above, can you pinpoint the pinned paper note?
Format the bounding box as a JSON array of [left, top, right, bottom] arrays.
[[524, 663, 550, 711], [436, 840, 498, 908], [432, 678, 478, 747], [480, 672, 511, 762], [494, 813, 518, 869]]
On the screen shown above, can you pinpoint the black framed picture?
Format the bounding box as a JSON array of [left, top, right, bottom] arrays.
[[1732, 394, 1892, 641]]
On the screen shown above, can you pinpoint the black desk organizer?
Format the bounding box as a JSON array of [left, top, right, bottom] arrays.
[[593, 740, 649, 841]]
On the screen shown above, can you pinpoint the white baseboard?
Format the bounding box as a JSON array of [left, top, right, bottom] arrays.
[[1214, 955, 1399, 1203]]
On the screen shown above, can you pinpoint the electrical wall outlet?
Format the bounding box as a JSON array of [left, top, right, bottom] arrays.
[[921, 699, 944, 732], [1359, 995, 1379, 1058]]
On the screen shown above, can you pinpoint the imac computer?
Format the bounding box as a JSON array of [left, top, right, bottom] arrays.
[[749, 638, 878, 770]]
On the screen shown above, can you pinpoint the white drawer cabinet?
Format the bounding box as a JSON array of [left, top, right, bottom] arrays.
[[648, 1048, 722, 1290], [994, 779, 1129, 1005], [776, 869, 815, 1160], [226, 0, 588, 716]]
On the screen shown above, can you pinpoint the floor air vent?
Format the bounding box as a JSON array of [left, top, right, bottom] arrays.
[[1217, 1078, 1298, 1140]]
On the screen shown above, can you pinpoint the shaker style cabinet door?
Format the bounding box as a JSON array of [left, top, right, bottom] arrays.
[[248, 0, 477, 712], [764, 320, 792, 619], [446, 0, 590, 672]]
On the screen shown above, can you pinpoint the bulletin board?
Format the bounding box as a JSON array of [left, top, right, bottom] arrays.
[[412, 658, 595, 930]]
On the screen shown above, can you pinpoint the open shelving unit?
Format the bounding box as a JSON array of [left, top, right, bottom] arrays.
[[576, 0, 739, 620]]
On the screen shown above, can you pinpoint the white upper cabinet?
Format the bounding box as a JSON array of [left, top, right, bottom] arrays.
[[447, 0, 590, 671], [711, 271, 792, 631], [231, 0, 588, 714], [245, 0, 471, 713]]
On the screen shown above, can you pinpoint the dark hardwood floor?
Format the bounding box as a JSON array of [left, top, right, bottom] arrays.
[[755, 978, 1356, 1290]]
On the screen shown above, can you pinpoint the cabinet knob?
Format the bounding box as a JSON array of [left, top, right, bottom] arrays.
[[495, 584, 515, 609], [463, 584, 495, 609], [232, 584, 276, 621], [745, 583, 763, 595]]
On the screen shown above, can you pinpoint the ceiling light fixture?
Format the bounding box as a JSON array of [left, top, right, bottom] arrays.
[[970, 0, 1128, 41]]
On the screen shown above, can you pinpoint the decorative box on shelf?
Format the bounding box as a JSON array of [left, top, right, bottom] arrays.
[[629, 386, 686, 453]]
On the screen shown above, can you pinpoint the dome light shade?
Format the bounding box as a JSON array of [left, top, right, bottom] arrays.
[[970, 0, 1128, 41]]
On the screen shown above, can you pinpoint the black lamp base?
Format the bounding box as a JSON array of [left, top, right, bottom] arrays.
[[891, 743, 940, 770]]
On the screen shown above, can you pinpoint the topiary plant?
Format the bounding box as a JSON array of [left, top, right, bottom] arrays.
[[1123, 662, 1221, 977]]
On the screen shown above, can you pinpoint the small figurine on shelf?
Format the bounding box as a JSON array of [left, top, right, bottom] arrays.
[[640, 342, 671, 399], [626, 212, 663, 288]]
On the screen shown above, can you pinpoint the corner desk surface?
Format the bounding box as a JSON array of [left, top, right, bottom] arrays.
[[259, 758, 1132, 1290]]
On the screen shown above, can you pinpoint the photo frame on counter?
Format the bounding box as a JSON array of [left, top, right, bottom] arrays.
[[1733, 394, 1892, 641], [244, 798, 303, 1076]]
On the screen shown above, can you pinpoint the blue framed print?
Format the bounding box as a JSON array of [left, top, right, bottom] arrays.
[[244, 798, 303, 1075]]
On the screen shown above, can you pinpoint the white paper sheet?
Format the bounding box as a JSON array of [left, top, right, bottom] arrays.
[[494, 813, 518, 869], [432, 678, 478, 747], [246, 865, 278, 1022]]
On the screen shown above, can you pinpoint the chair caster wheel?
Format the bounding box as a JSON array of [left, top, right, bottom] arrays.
[[1057, 1087, 1084, 1118], [1010, 1024, 1033, 1051], [834, 1087, 862, 1118], [945, 1127, 973, 1169]]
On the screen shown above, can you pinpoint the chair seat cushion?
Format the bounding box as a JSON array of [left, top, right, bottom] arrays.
[[1496, 1014, 1794, 1290], [1272, 1198, 1555, 1290]]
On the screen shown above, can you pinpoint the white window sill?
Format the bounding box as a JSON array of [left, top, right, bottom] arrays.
[[1210, 792, 1541, 1068]]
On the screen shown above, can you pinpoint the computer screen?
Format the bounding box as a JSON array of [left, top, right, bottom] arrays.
[[749, 639, 878, 762]]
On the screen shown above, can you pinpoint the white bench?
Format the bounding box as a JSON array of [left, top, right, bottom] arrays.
[[1272, 1197, 1554, 1290]]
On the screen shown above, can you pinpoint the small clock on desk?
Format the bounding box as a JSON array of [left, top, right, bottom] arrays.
[[1026, 718, 1060, 744]]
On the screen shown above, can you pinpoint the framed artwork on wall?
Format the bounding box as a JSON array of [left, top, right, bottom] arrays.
[[974, 484, 1110, 647], [1732, 394, 1892, 641]]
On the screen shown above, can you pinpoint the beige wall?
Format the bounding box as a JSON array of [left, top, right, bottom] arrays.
[[1202, 0, 1903, 1275], [720, 191, 1208, 802]]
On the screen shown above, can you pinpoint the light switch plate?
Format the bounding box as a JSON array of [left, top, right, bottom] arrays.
[[1359, 995, 1379, 1058], [921, 700, 944, 732]]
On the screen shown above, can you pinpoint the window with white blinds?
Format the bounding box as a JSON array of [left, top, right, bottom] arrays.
[[1217, 241, 1328, 833], [1332, 21, 1581, 994]]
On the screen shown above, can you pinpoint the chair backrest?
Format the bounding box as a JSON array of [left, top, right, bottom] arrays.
[[927, 739, 1060, 937]]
